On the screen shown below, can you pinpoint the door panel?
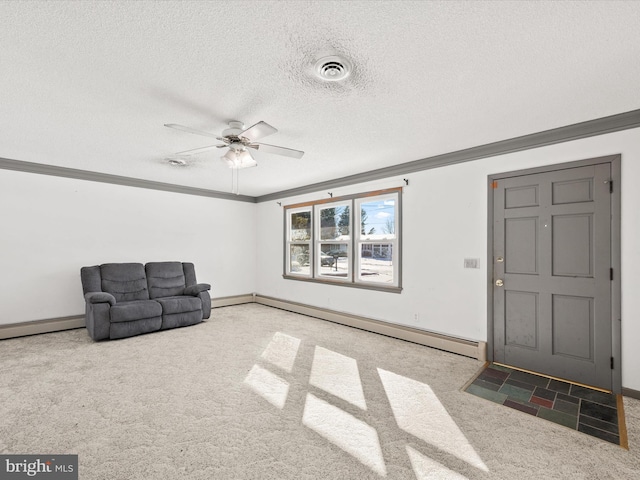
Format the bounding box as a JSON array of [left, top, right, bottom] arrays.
[[552, 177, 593, 204], [552, 294, 593, 360], [505, 291, 538, 349], [505, 185, 539, 208], [552, 214, 593, 277], [493, 163, 612, 390], [505, 218, 538, 274]]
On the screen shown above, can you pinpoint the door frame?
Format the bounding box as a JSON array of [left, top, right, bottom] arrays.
[[486, 155, 622, 393]]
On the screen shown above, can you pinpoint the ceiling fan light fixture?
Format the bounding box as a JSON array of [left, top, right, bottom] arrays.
[[221, 149, 257, 169], [221, 121, 245, 137], [314, 55, 351, 82]]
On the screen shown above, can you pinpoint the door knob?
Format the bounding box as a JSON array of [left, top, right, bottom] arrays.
[[495, 279, 504, 287]]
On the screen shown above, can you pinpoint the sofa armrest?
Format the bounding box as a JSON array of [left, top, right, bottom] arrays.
[[85, 292, 116, 306], [184, 283, 211, 296]]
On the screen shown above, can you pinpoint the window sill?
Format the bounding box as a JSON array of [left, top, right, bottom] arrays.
[[282, 274, 402, 293]]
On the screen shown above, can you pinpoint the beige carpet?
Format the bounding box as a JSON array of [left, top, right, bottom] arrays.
[[1, 303, 639, 479]]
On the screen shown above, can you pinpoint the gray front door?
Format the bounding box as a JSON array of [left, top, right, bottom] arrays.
[[492, 163, 612, 390]]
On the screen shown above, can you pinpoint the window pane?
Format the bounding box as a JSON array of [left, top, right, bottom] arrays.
[[360, 198, 396, 241], [290, 244, 310, 275], [320, 205, 350, 240], [290, 211, 311, 241], [318, 243, 349, 278], [359, 243, 394, 283]]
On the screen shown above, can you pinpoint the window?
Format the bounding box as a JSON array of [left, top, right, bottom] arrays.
[[317, 202, 351, 280], [284, 188, 401, 291], [286, 208, 312, 276], [356, 193, 398, 285]]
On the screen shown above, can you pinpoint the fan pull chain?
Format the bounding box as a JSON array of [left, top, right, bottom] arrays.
[[231, 167, 240, 195]]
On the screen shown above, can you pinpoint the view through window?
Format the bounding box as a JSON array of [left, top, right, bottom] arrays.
[[284, 188, 401, 291]]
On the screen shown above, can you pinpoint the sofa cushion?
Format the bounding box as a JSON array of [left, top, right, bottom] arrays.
[[160, 311, 202, 330], [156, 296, 202, 315], [100, 263, 149, 302], [146, 262, 186, 299], [110, 317, 162, 340], [110, 300, 162, 323]]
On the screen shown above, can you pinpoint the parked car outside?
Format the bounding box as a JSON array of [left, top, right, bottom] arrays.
[[320, 253, 335, 266]]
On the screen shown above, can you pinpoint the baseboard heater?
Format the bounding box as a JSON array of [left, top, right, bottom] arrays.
[[0, 293, 486, 362], [254, 295, 487, 362]]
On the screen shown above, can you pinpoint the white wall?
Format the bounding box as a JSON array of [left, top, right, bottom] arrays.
[[255, 127, 640, 391], [2, 127, 639, 390], [0, 170, 257, 324]]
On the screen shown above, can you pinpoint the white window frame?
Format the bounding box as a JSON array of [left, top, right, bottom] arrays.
[[286, 206, 313, 277], [355, 193, 400, 287], [283, 188, 402, 293], [315, 200, 352, 282]]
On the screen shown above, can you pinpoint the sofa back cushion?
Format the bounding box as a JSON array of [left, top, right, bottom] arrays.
[[145, 262, 186, 299], [100, 263, 149, 302]]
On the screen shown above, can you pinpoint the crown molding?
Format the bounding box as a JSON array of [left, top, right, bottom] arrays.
[[0, 157, 256, 203], [3, 109, 640, 204], [256, 108, 640, 202]]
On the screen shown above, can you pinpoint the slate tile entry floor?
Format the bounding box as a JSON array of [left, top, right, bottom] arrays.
[[464, 363, 628, 447]]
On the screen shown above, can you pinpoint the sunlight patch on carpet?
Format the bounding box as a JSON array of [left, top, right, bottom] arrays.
[[378, 368, 488, 473], [260, 332, 301, 373], [309, 346, 367, 410], [244, 364, 290, 409], [406, 445, 469, 480], [302, 393, 386, 476]]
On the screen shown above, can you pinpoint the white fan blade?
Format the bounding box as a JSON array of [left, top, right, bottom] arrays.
[[252, 142, 304, 159], [240, 121, 278, 141], [175, 144, 223, 155], [165, 123, 220, 139]]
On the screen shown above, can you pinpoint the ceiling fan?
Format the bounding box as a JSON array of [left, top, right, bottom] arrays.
[[164, 120, 304, 169]]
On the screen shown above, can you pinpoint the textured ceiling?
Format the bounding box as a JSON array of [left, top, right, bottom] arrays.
[[1, 1, 640, 197]]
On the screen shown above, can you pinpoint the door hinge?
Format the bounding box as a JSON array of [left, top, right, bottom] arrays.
[[610, 357, 614, 369], [610, 268, 614, 280]]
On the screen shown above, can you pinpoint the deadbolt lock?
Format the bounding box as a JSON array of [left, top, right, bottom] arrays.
[[495, 279, 504, 287]]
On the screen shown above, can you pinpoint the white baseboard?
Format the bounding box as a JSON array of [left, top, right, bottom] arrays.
[[0, 315, 85, 340], [0, 294, 254, 340], [254, 295, 487, 361], [211, 293, 255, 308], [1, 293, 487, 362]]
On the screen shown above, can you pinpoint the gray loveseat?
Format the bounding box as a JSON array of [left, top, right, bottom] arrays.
[[80, 262, 211, 340]]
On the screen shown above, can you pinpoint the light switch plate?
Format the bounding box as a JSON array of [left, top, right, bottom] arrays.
[[464, 258, 480, 269]]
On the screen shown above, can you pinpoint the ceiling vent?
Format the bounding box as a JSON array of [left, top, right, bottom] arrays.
[[166, 157, 187, 166], [314, 56, 351, 82]]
